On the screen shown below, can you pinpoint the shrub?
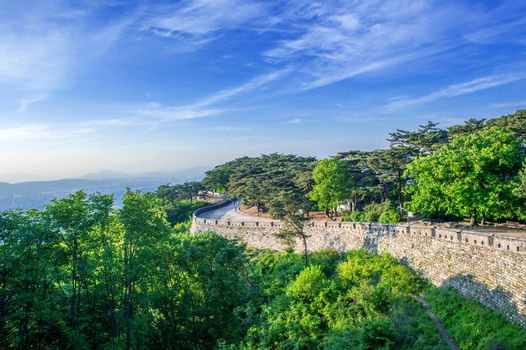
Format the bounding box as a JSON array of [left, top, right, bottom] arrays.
[[342, 211, 365, 222], [343, 201, 401, 223], [425, 287, 526, 350], [358, 318, 396, 350], [363, 203, 385, 222], [286, 265, 328, 301], [379, 208, 401, 224]]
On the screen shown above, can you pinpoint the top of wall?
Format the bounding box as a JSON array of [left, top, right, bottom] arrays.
[[193, 200, 526, 254]]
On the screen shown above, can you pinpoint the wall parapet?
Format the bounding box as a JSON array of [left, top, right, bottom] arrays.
[[192, 202, 526, 254]]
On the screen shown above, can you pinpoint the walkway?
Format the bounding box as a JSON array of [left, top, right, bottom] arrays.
[[198, 199, 275, 223]]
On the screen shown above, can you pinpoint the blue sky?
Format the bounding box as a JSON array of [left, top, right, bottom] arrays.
[[1, 0, 526, 182]]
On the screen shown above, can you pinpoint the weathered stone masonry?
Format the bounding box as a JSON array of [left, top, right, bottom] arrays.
[[191, 201, 526, 327]]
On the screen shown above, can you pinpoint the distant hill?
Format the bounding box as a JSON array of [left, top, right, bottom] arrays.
[[0, 167, 208, 211]]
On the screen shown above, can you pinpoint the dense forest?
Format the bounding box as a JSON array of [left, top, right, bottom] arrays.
[[1, 189, 525, 349], [202, 110, 526, 226], [1, 110, 526, 349]]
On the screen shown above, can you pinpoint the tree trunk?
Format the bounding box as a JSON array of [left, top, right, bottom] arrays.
[[110, 297, 116, 339], [70, 237, 78, 331], [125, 298, 132, 350], [481, 212, 486, 226], [397, 177, 403, 216], [302, 235, 309, 265], [333, 207, 338, 220], [324, 208, 330, 219], [381, 184, 388, 202], [470, 209, 478, 226]]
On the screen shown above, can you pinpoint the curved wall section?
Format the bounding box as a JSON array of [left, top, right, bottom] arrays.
[[191, 205, 526, 326]]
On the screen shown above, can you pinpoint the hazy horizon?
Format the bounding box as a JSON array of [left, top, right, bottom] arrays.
[[2, 1, 526, 182], [0, 166, 211, 184]]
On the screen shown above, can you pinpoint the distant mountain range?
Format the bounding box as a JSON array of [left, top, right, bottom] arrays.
[[0, 167, 208, 211]]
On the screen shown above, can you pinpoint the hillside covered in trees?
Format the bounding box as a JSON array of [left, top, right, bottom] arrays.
[[1, 190, 525, 349]]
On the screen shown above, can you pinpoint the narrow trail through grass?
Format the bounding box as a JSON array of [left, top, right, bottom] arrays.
[[414, 296, 460, 350]]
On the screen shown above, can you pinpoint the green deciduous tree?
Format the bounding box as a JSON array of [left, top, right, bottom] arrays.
[[514, 161, 526, 220], [153, 233, 251, 349], [406, 127, 524, 225], [46, 191, 114, 345], [120, 190, 171, 350], [515, 161, 526, 199], [310, 158, 352, 219]]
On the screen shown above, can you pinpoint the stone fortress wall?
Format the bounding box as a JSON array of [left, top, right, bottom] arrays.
[[191, 200, 526, 326]]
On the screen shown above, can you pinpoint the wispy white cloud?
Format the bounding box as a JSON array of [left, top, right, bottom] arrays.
[[17, 95, 47, 112], [136, 103, 228, 122], [0, 1, 135, 90], [260, 1, 463, 91], [0, 124, 91, 141], [206, 126, 253, 132], [384, 72, 526, 111], [4, 0, 522, 106], [0, 29, 71, 89], [141, 1, 526, 96], [464, 2, 526, 45], [121, 69, 288, 127], [287, 118, 302, 124], [143, 0, 265, 46], [194, 69, 289, 107]]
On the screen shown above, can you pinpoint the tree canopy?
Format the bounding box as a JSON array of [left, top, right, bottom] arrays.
[[199, 110, 526, 225], [203, 153, 315, 215], [0, 190, 252, 349], [310, 158, 353, 218], [405, 127, 524, 224]]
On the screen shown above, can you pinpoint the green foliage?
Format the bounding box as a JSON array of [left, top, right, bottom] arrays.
[[202, 159, 246, 193], [243, 249, 524, 350], [2, 203, 523, 350], [448, 118, 486, 138], [0, 191, 252, 350], [515, 162, 526, 198], [164, 199, 209, 226], [347, 210, 365, 222], [342, 201, 401, 223], [406, 127, 525, 223], [4, 109, 526, 349], [286, 265, 329, 301], [358, 318, 396, 350], [515, 162, 526, 220], [363, 202, 388, 222], [425, 287, 526, 350], [156, 181, 204, 202], [379, 208, 401, 224], [388, 120, 448, 155], [244, 250, 434, 349], [203, 110, 525, 225], [151, 233, 252, 349], [203, 153, 315, 214], [485, 109, 526, 140], [310, 158, 352, 216]]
